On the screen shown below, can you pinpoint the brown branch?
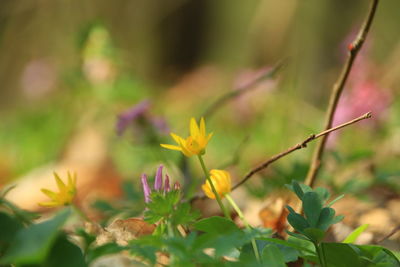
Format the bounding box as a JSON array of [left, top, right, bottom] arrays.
[[304, 0, 380, 189], [376, 225, 400, 244], [190, 112, 371, 202], [202, 59, 286, 119]]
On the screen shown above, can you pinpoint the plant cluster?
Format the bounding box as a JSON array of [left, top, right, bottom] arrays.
[[0, 117, 398, 267]]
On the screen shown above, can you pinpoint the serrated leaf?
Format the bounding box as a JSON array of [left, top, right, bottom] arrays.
[[343, 224, 369, 244], [302, 192, 322, 227], [317, 207, 336, 231], [171, 202, 199, 226], [0, 208, 70, 265], [262, 244, 287, 267]]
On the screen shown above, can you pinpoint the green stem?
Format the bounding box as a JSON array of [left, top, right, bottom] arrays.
[[225, 194, 260, 262], [197, 155, 230, 219], [167, 220, 174, 238], [314, 242, 327, 267]]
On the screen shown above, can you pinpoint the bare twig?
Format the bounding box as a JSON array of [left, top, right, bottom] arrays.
[[375, 225, 400, 244], [190, 112, 371, 202], [202, 59, 286, 119], [304, 0, 380, 188]]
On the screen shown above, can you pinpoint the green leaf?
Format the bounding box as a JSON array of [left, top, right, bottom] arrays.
[[303, 228, 325, 243], [0, 208, 70, 265], [321, 243, 361, 267], [194, 216, 239, 234], [193, 217, 247, 258], [261, 244, 287, 267], [302, 192, 322, 227], [292, 181, 305, 200], [317, 207, 336, 231], [260, 237, 315, 255], [331, 215, 344, 224], [0, 198, 40, 225], [170, 202, 199, 226], [343, 224, 369, 244], [0, 212, 23, 252], [258, 239, 299, 263], [44, 233, 86, 267], [315, 187, 330, 202], [286, 231, 310, 241], [286, 207, 309, 232], [353, 244, 400, 266], [86, 243, 126, 263], [287, 236, 318, 262]]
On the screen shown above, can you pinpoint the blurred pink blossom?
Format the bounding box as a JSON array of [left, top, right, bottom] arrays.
[[21, 59, 57, 99]]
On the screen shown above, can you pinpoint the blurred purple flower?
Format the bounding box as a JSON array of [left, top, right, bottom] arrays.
[[116, 100, 150, 136], [116, 100, 170, 137]]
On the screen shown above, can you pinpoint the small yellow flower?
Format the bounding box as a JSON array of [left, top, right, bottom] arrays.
[[161, 117, 213, 157], [202, 169, 231, 199], [38, 172, 77, 207]]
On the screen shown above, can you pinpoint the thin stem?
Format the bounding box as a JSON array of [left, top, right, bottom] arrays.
[[167, 220, 174, 238], [197, 155, 230, 219], [305, 0, 380, 189], [225, 194, 260, 262], [314, 243, 327, 267]]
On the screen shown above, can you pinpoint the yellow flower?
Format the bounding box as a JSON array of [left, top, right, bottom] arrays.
[[38, 172, 77, 207], [161, 117, 213, 157], [202, 169, 231, 199]]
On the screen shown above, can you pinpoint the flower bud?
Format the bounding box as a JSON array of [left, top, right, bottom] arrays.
[[202, 169, 231, 199]]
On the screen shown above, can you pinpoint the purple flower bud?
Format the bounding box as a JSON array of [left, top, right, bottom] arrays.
[[154, 165, 163, 191], [164, 174, 170, 192], [141, 174, 151, 203], [174, 181, 181, 190]]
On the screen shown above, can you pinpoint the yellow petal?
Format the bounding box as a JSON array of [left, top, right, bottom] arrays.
[[200, 117, 206, 136], [170, 133, 183, 145], [38, 201, 60, 207], [54, 172, 67, 191], [190, 117, 200, 137], [160, 144, 182, 151], [177, 138, 193, 157], [201, 183, 215, 199], [67, 172, 77, 189], [41, 189, 57, 199]]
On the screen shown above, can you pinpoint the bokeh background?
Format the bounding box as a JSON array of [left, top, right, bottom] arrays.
[[0, 0, 399, 247]]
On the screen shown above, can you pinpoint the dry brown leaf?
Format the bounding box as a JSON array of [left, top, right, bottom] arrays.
[[96, 218, 156, 246]]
